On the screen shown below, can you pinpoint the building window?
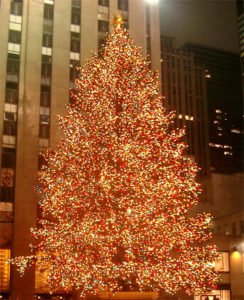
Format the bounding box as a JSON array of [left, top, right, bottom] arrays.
[[215, 252, 230, 272], [194, 289, 230, 300], [72, 0, 80, 7], [0, 249, 10, 291], [40, 85, 51, 107], [4, 112, 16, 122], [70, 61, 80, 81], [41, 63, 51, 78], [98, 20, 109, 33], [71, 7, 80, 25], [1, 148, 16, 169], [39, 124, 50, 138], [3, 120, 17, 136], [39, 115, 50, 138], [42, 33, 52, 48], [41, 55, 52, 78], [7, 53, 20, 74], [10, 1, 23, 16], [70, 32, 80, 53], [44, 4, 54, 20], [8, 30, 21, 44], [5, 82, 18, 104], [0, 186, 14, 203], [98, 0, 109, 6], [118, 0, 128, 11]]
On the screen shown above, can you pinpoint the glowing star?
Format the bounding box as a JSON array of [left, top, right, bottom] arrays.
[[11, 21, 219, 298], [112, 15, 124, 28]]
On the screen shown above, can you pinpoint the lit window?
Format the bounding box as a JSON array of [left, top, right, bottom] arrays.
[[0, 249, 10, 292], [231, 129, 241, 134], [224, 152, 233, 156]]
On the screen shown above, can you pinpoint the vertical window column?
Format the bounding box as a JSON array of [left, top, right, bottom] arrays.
[[70, 0, 81, 88], [117, 0, 129, 29], [145, 3, 151, 65], [38, 1, 54, 153], [0, 0, 23, 225], [98, 0, 109, 50]]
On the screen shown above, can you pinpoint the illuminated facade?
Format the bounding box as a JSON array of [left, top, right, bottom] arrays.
[[0, 0, 161, 299]]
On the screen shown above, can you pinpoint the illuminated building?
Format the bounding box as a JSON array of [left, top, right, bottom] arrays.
[[181, 43, 243, 174], [0, 0, 161, 299]]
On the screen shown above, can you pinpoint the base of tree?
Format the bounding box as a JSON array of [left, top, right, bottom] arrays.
[[86, 291, 159, 300]]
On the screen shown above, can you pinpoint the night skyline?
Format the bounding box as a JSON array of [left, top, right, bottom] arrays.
[[160, 0, 240, 54]]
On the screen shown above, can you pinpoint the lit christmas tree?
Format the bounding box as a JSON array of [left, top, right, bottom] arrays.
[[12, 19, 218, 297]]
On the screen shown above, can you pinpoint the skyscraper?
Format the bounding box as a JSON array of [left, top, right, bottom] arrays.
[[161, 37, 244, 300], [0, 1, 161, 299], [181, 44, 243, 174], [161, 36, 210, 180], [237, 0, 244, 70]]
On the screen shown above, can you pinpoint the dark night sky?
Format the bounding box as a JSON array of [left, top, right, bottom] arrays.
[[159, 0, 240, 53]]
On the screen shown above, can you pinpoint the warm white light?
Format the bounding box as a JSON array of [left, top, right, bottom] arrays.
[[146, 0, 159, 4]]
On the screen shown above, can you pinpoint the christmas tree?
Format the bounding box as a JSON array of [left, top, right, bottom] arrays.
[[12, 19, 218, 297]]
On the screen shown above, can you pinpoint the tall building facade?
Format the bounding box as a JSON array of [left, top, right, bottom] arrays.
[[161, 36, 210, 179], [181, 44, 243, 175], [0, 1, 161, 299], [237, 0, 244, 70], [161, 37, 244, 300]]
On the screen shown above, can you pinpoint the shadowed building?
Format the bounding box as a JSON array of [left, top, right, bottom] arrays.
[[181, 43, 243, 175], [161, 36, 210, 180], [161, 37, 244, 300]]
